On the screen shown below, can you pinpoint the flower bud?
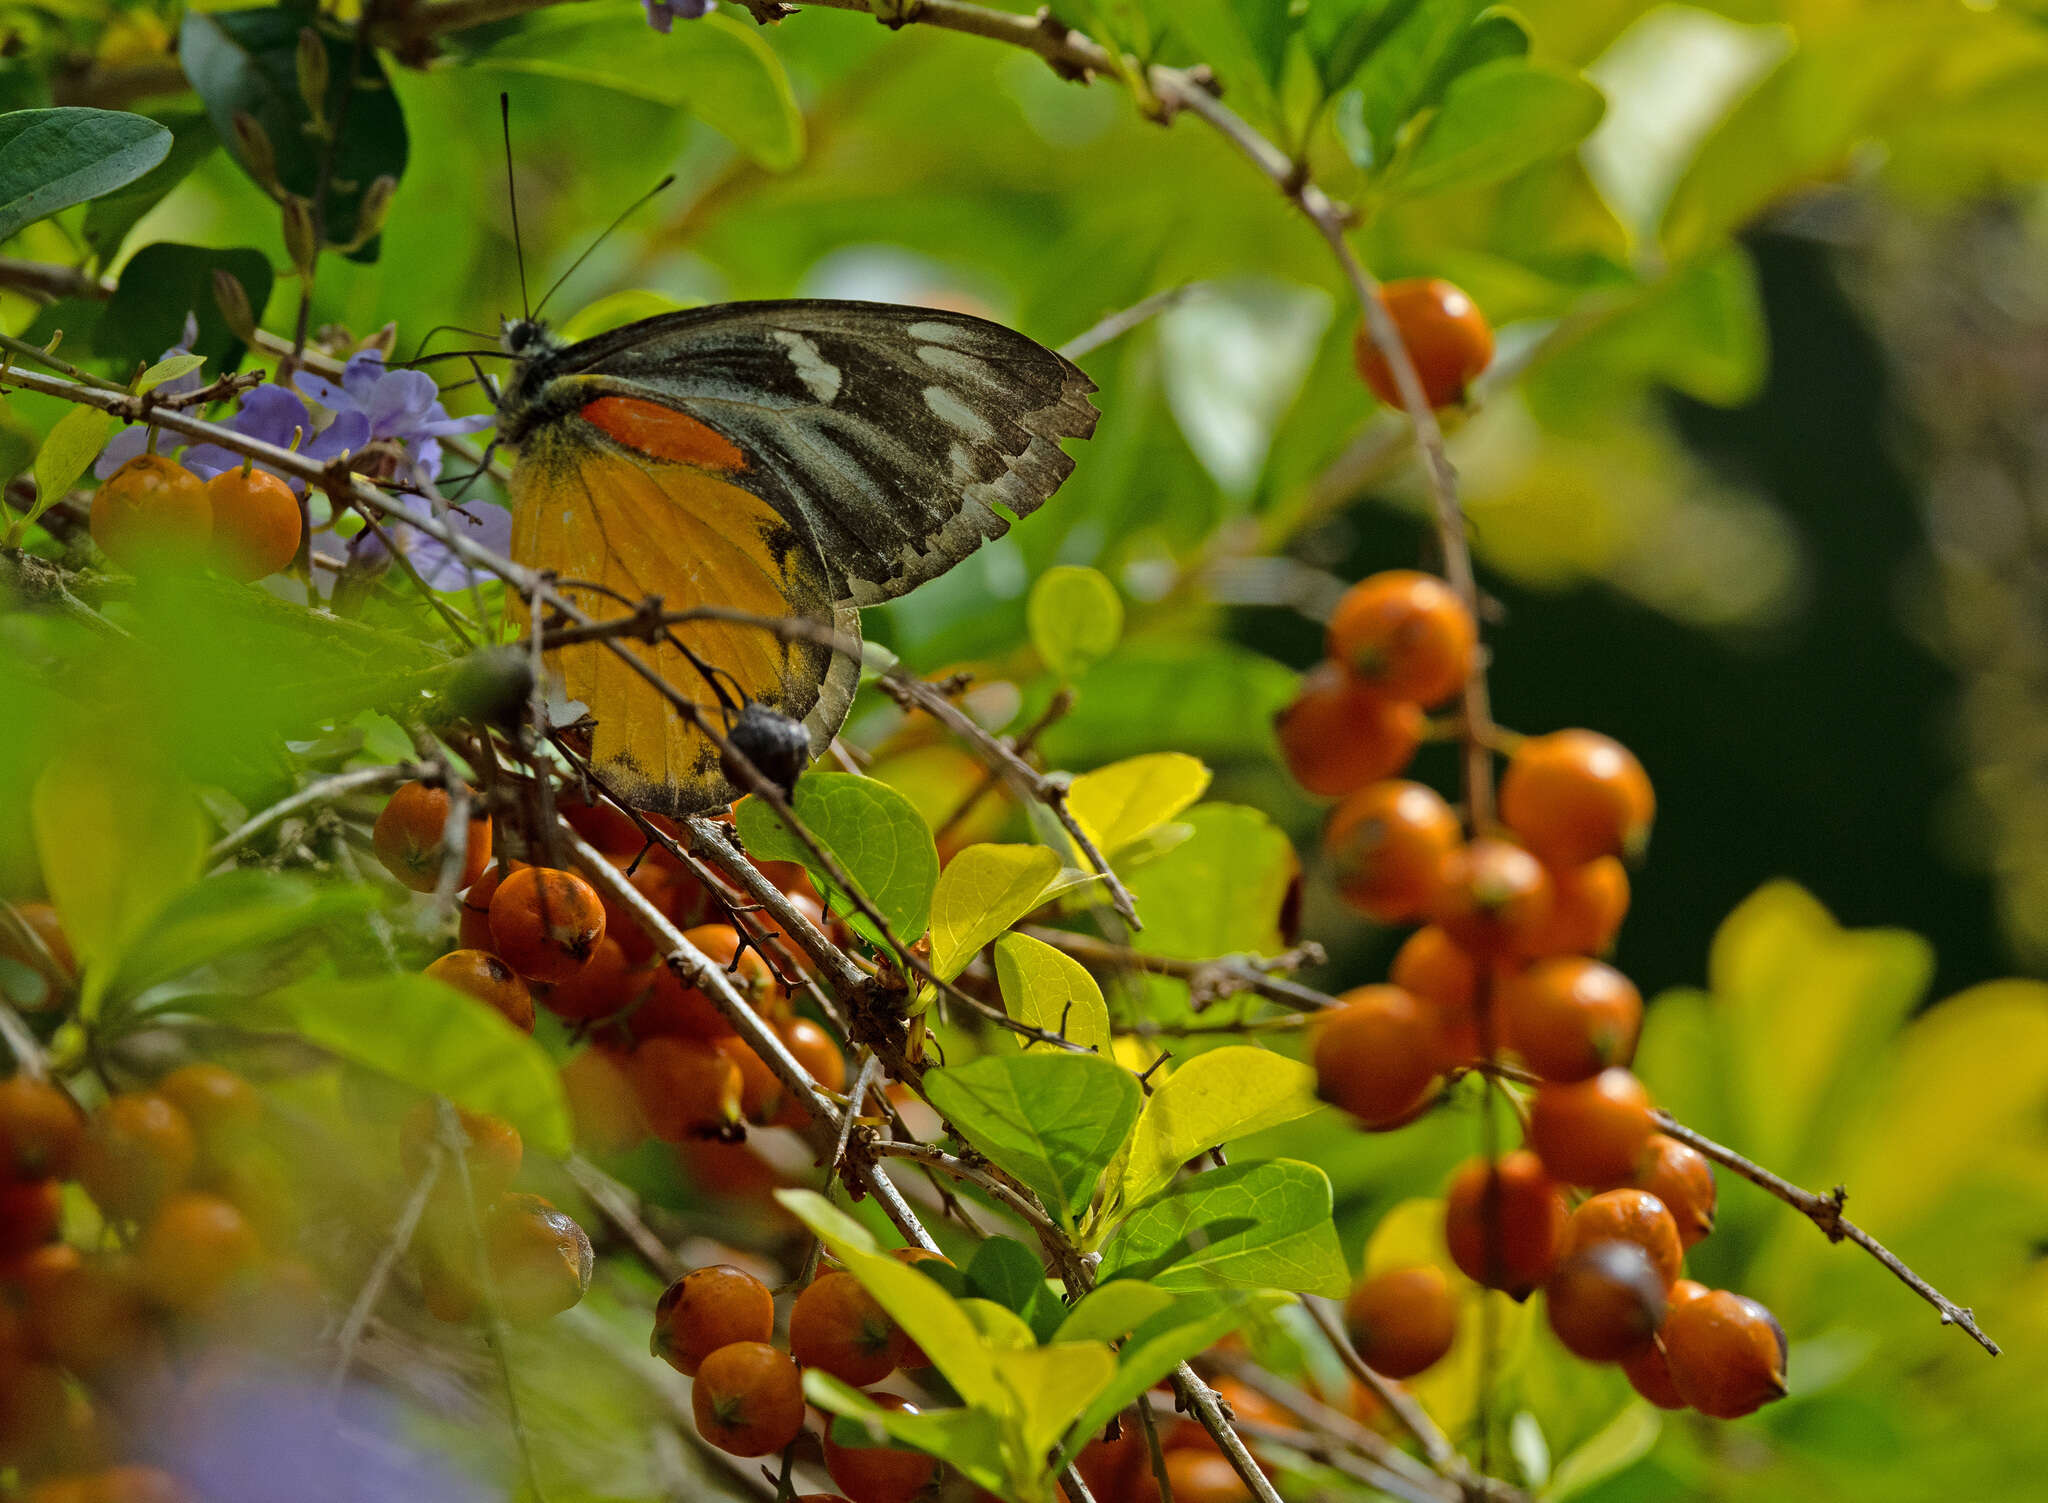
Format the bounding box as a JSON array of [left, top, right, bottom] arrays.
[[296, 29, 330, 128], [342, 175, 398, 252], [281, 194, 320, 277], [212, 269, 257, 344], [230, 111, 282, 197]]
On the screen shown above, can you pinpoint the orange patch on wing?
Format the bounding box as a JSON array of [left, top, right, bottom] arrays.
[[581, 396, 747, 472]]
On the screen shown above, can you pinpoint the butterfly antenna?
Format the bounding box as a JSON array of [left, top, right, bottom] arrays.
[[409, 323, 497, 365], [502, 93, 531, 320], [531, 174, 678, 322]]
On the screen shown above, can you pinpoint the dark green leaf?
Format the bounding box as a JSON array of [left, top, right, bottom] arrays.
[[180, 9, 408, 260], [1304, 0, 1427, 97], [732, 773, 939, 950], [0, 107, 171, 243], [1099, 1158, 1349, 1297], [99, 242, 274, 368], [82, 110, 219, 263], [924, 1052, 1140, 1229], [966, 1235, 1065, 1343]]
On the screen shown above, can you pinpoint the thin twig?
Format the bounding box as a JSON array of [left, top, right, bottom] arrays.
[[208, 764, 417, 864], [1058, 284, 1206, 362], [1304, 1298, 1468, 1482], [1652, 1111, 2000, 1356], [1021, 927, 1332, 1011], [327, 1145, 444, 1399]]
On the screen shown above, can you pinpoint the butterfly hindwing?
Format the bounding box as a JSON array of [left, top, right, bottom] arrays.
[[510, 415, 859, 816], [534, 299, 1100, 603]]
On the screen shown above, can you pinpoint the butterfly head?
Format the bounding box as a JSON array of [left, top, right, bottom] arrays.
[[500, 316, 556, 360]]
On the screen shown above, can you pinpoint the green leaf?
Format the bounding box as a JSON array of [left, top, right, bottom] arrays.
[[188, 975, 572, 1156], [1038, 643, 1298, 768], [1547, 1401, 1662, 1500], [1393, 61, 1605, 199], [1055, 1279, 1179, 1344], [806, 1373, 1013, 1496], [1057, 1288, 1287, 1466], [967, 1235, 1065, 1342], [1027, 565, 1124, 680], [180, 10, 408, 260], [929, 843, 1060, 981], [1118, 1045, 1319, 1212], [733, 773, 939, 951], [82, 109, 219, 263], [135, 354, 205, 394], [1066, 753, 1211, 860], [1099, 1158, 1349, 1297], [1304, 0, 1428, 97], [99, 243, 274, 369], [1338, 0, 1487, 168], [0, 401, 36, 485], [461, 10, 804, 170], [994, 932, 1111, 1055], [0, 108, 171, 244], [1003, 1341, 1121, 1463], [25, 406, 116, 534], [112, 870, 379, 999], [924, 1052, 1141, 1228], [1121, 804, 1299, 964], [31, 751, 205, 1001]]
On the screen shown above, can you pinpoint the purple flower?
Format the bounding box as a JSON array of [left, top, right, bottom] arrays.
[[642, 0, 714, 33], [295, 351, 491, 487], [397, 494, 514, 591], [178, 385, 372, 492]]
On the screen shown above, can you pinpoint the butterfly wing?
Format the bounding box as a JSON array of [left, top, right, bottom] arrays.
[[508, 299, 1096, 815]]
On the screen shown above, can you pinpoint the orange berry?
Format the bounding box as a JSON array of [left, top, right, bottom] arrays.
[[489, 867, 606, 983], [0, 1178, 62, 1259], [1344, 1265, 1456, 1378], [136, 1191, 263, 1313], [715, 1035, 784, 1126], [399, 1102, 522, 1198], [0, 1354, 72, 1469], [1275, 662, 1424, 797], [635, 925, 779, 1040], [678, 1136, 783, 1199], [458, 860, 525, 952], [775, 1017, 845, 1129], [1352, 278, 1494, 410], [1528, 1069, 1655, 1187], [0, 904, 74, 1011], [1661, 1289, 1787, 1418], [155, 1064, 261, 1153], [1502, 957, 1641, 1083], [79, 1092, 195, 1222], [1312, 985, 1442, 1130], [1517, 856, 1630, 959], [487, 1193, 593, 1324], [560, 1047, 645, 1155], [1389, 926, 1484, 1070], [423, 948, 535, 1032], [0, 1076, 85, 1181], [372, 782, 492, 894], [629, 1037, 743, 1141], [692, 1339, 804, 1458], [1326, 570, 1475, 708], [89, 455, 211, 570], [204, 467, 301, 581], [822, 1392, 940, 1503], [1443, 1150, 1566, 1296], [1430, 839, 1552, 956], [558, 788, 645, 853], [540, 934, 637, 1023], [1164, 1449, 1253, 1503], [1631, 1135, 1716, 1247], [1544, 1240, 1665, 1361], [790, 1268, 906, 1388], [1621, 1278, 1709, 1409], [13, 1245, 153, 1377], [1076, 1423, 1145, 1503], [1325, 779, 1460, 923], [1560, 1188, 1683, 1288], [651, 1263, 774, 1377], [1500, 730, 1654, 868]]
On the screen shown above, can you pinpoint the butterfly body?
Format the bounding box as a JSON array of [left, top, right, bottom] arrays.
[[497, 299, 1098, 816]]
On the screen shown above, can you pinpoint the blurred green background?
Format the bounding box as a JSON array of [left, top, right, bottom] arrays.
[[7, 0, 2048, 1498]]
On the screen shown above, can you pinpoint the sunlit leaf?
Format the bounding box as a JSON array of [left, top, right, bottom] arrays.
[[929, 843, 1060, 980], [1393, 61, 1605, 198], [994, 932, 1111, 1054], [1028, 564, 1124, 680], [1066, 752, 1211, 860], [806, 1374, 1013, 1496], [135, 353, 204, 393], [1119, 1045, 1319, 1212], [924, 1052, 1141, 1228], [1099, 1158, 1349, 1297], [25, 406, 116, 533]]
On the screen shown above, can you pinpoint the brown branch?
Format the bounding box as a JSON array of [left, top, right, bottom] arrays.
[[0, 258, 114, 303], [208, 764, 418, 864], [1652, 1111, 2000, 1356], [1021, 926, 1332, 1012]]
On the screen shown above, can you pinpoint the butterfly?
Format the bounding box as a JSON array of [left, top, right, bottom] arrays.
[[496, 299, 1098, 816]]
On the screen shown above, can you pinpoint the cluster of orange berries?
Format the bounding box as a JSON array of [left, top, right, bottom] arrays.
[[89, 454, 302, 583], [1, 1065, 317, 1500], [649, 1256, 946, 1503], [1282, 574, 1786, 1417]]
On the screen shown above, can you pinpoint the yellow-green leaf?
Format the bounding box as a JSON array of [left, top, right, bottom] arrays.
[[994, 932, 1110, 1054], [930, 843, 1060, 981], [135, 353, 204, 393], [1002, 1341, 1119, 1461], [31, 751, 205, 1004], [26, 406, 117, 533], [1117, 1045, 1318, 1212], [1028, 565, 1124, 679], [559, 289, 691, 342], [1066, 752, 1211, 860]]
